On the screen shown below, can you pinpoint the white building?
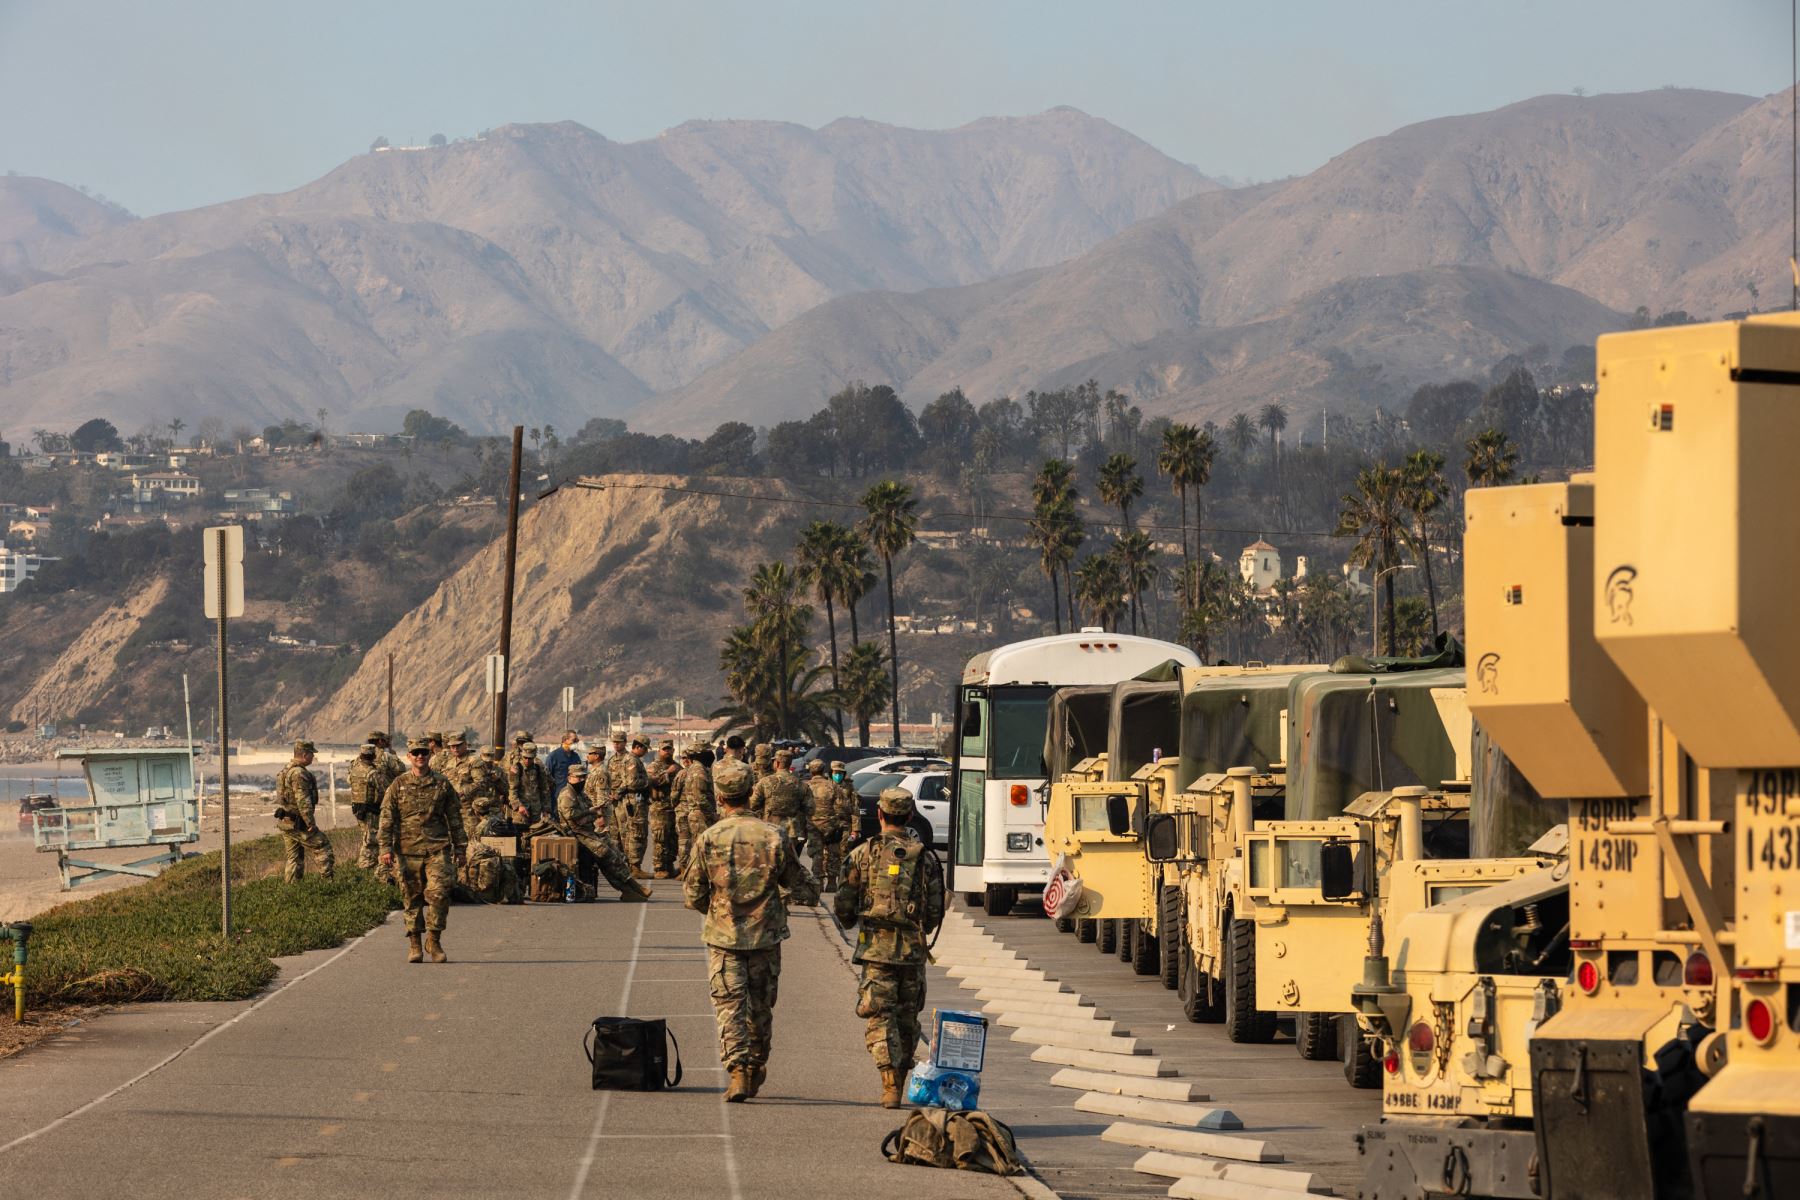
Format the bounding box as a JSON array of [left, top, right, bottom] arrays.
[[1238, 539, 1283, 593], [0, 541, 58, 593]]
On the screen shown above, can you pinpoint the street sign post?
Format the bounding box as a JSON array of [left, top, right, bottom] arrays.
[[486, 655, 507, 695], [203, 525, 245, 936], [560, 686, 574, 714]]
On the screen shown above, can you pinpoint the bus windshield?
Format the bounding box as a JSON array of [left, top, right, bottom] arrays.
[[989, 686, 1053, 778]]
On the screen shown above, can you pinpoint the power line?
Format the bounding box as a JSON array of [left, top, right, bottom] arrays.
[[548, 476, 1344, 540]]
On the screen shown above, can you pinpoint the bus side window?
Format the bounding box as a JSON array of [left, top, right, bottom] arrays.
[[960, 690, 987, 757]]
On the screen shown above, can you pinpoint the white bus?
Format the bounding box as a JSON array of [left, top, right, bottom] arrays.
[[950, 630, 1200, 915]]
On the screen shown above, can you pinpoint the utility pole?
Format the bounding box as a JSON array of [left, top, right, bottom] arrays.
[[386, 652, 395, 742], [494, 426, 524, 747]]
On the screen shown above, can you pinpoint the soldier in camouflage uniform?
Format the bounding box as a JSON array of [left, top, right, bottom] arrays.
[[751, 742, 774, 786], [508, 741, 554, 824], [672, 747, 717, 876], [580, 743, 620, 854], [379, 737, 467, 963], [835, 787, 945, 1106], [608, 732, 651, 875], [443, 732, 505, 839], [503, 729, 533, 773], [805, 760, 847, 892], [830, 762, 860, 876], [274, 739, 336, 882], [555, 763, 652, 901], [346, 741, 385, 870], [370, 730, 404, 789], [749, 748, 811, 848], [645, 741, 680, 878], [684, 757, 819, 1102], [426, 731, 449, 773]]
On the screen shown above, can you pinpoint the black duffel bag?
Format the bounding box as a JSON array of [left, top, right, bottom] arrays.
[[584, 1017, 683, 1091]]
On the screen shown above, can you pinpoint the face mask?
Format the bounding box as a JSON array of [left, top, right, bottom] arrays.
[[831, 773, 843, 782]]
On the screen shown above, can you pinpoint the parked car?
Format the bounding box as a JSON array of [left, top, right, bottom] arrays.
[[850, 755, 950, 781], [17, 794, 56, 834], [845, 770, 949, 851], [791, 745, 902, 774]]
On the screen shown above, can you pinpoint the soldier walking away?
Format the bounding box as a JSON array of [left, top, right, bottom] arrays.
[[608, 732, 651, 876], [508, 741, 553, 824], [646, 741, 679, 878], [805, 760, 845, 892], [749, 748, 812, 850], [347, 740, 384, 871], [443, 732, 505, 839], [684, 758, 820, 1102], [556, 763, 652, 901], [672, 747, 716, 876], [275, 739, 336, 882], [835, 787, 944, 1107], [751, 742, 774, 785], [380, 738, 468, 963]]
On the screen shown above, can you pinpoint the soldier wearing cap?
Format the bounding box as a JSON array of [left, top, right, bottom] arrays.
[[751, 742, 774, 785], [275, 739, 335, 882], [835, 786, 944, 1107], [684, 750, 820, 1102], [672, 747, 716, 876], [503, 729, 534, 774], [508, 740, 553, 824], [580, 741, 619, 853], [443, 731, 505, 838], [645, 741, 680, 878], [749, 748, 812, 852], [607, 732, 651, 875], [380, 737, 467, 963], [555, 762, 653, 902], [426, 731, 449, 773], [347, 739, 385, 871], [805, 760, 847, 892]]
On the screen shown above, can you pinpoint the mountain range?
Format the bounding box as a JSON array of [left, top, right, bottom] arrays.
[[2, 87, 1792, 438]]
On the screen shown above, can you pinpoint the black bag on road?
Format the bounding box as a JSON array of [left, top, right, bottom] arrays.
[[584, 1017, 683, 1091]]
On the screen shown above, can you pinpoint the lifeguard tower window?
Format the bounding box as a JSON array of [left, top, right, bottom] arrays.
[[989, 688, 1052, 777]]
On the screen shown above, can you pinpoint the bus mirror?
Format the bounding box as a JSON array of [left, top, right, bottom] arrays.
[[1320, 841, 1359, 900], [1145, 814, 1179, 862], [1105, 793, 1133, 837]]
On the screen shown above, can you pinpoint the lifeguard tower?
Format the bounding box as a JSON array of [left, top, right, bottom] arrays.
[[31, 747, 200, 890]]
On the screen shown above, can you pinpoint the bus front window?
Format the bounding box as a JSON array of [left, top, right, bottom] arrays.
[[989, 688, 1052, 778]]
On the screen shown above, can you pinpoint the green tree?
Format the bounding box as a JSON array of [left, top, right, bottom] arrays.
[[796, 520, 863, 741], [840, 641, 890, 746], [1464, 427, 1519, 488], [862, 480, 918, 744], [1114, 530, 1158, 636], [69, 418, 123, 453], [918, 387, 978, 469], [1336, 463, 1409, 654], [1400, 449, 1447, 637], [1031, 459, 1082, 632], [429, 133, 448, 147], [1257, 401, 1288, 468], [1097, 452, 1143, 530], [1074, 552, 1127, 631], [1157, 423, 1215, 619], [743, 561, 809, 737], [1226, 413, 1257, 461]]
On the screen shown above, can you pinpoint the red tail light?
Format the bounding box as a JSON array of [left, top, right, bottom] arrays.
[[1407, 1022, 1435, 1054], [1576, 960, 1600, 995], [1746, 998, 1777, 1045], [1009, 784, 1028, 806], [1383, 1051, 1399, 1075], [1682, 951, 1713, 988]]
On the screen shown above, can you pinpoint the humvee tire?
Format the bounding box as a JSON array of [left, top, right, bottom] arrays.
[[1131, 917, 1160, 975], [1118, 917, 1135, 962], [1157, 887, 1181, 989], [1341, 1015, 1380, 1087], [1099, 918, 1118, 954], [1224, 917, 1277, 1043], [1295, 1010, 1338, 1060], [1075, 917, 1097, 943], [1054, 916, 1074, 933], [1178, 908, 1223, 1023]]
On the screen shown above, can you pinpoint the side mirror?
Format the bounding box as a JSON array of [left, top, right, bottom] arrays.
[[1320, 841, 1359, 900], [1105, 793, 1133, 837], [1145, 814, 1179, 862]]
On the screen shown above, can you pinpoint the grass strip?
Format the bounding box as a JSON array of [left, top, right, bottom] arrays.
[[24, 829, 397, 1006]]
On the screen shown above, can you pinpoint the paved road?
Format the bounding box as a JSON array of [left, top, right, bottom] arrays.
[[0, 892, 1021, 1200], [959, 906, 1381, 1199]]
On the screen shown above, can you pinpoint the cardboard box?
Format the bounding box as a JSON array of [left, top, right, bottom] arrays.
[[481, 835, 522, 857], [529, 835, 579, 901]]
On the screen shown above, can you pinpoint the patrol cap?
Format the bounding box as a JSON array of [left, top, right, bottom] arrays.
[[293, 739, 316, 755], [427, 730, 444, 742], [807, 760, 826, 774], [406, 737, 431, 753], [446, 732, 467, 747], [878, 787, 914, 818], [631, 736, 647, 749], [359, 741, 376, 754], [611, 731, 627, 744], [585, 743, 604, 756], [368, 729, 389, 743], [714, 759, 753, 800], [568, 762, 588, 780], [830, 760, 847, 772], [483, 746, 503, 760], [754, 742, 772, 758], [659, 741, 675, 753], [519, 741, 538, 755], [679, 747, 695, 761], [513, 729, 533, 744]]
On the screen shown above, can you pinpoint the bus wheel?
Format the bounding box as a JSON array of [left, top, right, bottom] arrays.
[[1075, 917, 1097, 943], [1098, 919, 1118, 954], [963, 892, 985, 908], [1224, 918, 1276, 1043], [1157, 888, 1181, 990], [1296, 1011, 1339, 1060], [982, 886, 1015, 917], [1342, 1016, 1380, 1088]]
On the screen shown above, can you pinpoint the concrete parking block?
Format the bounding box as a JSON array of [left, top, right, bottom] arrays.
[[980, 997, 1108, 1021], [1048, 1068, 1205, 1102], [1029, 1045, 1173, 1076], [1009, 1026, 1145, 1054], [1131, 1152, 1316, 1193], [1100, 1122, 1279, 1163], [994, 1011, 1122, 1036], [1168, 1175, 1321, 1200], [1073, 1092, 1242, 1129]]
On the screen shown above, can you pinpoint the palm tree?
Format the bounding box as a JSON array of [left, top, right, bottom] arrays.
[[1257, 402, 1289, 467], [1157, 423, 1215, 617], [1335, 464, 1409, 655], [840, 641, 890, 745], [1031, 460, 1079, 631], [833, 535, 877, 649], [1227, 413, 1257, 462], [743, 561, 809, 737], [711, 661, 844, 745], [862, 480, 918, 745], [1400, 449, 1446, 637], [796, 520, 856, 741], [1074, 553, 1128, 630], [1097, 452, 1143, 530], [167, 417, 186, 449], [1464, 427, 1519, 488], [1114, 530, 1159, 635]]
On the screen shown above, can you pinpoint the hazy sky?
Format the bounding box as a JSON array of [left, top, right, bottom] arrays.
[[2, 0, 1791, 215]]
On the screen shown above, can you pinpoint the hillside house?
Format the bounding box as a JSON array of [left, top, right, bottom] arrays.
[[1239, 539, 1283, 593], [220, 488, 297, 520], [0, 541, 58, 592], [126, 471, 203, 504]]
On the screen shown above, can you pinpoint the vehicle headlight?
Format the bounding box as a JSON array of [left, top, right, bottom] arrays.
[[1006, 832, 1033, 852]]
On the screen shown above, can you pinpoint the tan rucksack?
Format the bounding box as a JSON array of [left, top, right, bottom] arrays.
[[881, 1108, 1024, 1176]]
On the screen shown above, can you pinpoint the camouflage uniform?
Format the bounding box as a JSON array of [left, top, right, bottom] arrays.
[[443, 739, 506, 839], [275, 743, 336, 882], [502, 730, 534, 774], [426, 733, 449, 774], [379, 750, 467, 953], [806, 762, 846, 891], [684, 798, 819, 1095], [555, 780, 652, 900], [581, 751, 621, 854], [508, 746, 554, 823], [346, 746, 384, 870], [671, 754, 717, 876], [608, 738, 651, 868], [751, 744, 773, 786], [834, 790, 945, 1088], [749, 756, 812, 850], [645, 745, 679, 877]]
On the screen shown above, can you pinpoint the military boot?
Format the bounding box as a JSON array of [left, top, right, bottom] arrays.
[[879, 1069, 903, 1109], [406, 934, 423, 964], [725, 1068, 753, 1103], [423, 931, 447, 963], [623, 879, 653, 902], [749, 1065, 766, 1098], [631, 864, 651, 880]]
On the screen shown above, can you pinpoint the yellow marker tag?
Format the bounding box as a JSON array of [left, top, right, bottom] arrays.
[[888, 864, 901, 875]]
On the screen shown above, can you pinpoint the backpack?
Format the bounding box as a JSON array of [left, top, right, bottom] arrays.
[[584, 1017, 684, 1091], [860, 835, 937, 930], [881, 1109, 1023, 1176]]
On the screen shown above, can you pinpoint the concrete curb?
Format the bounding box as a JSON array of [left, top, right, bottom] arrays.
[[994, 1011, 1123, 1036], [980, 998, 1109, 1021], [1029, 1045, 1175, 1077], [1131, 1151, 1316, 1193], [1009, 1026, 1145, 1054], [971, 985, 1086, 1004], [1048, 1068, 1206, 1102], [1100, 1122, 1280, 1163], [1169, 1175, 1320, 1200], [1073, 1092, 1241, 1129]]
